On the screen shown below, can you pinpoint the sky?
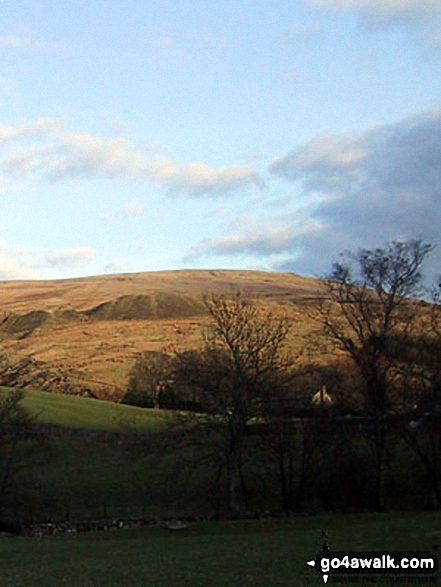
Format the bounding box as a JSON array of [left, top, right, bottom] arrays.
[[0, 0, 440, 282]]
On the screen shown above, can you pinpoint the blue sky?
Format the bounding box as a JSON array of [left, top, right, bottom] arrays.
[[0, 0, 440, 281]]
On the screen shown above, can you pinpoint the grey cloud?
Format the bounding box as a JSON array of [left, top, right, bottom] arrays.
[[270, 109, 441, 199], [270, 109, 441, 279], [188, 108, 441, 282], [310, 0, 441, 50]]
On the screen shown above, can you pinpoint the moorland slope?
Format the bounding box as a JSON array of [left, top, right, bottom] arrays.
[[0, 270, 324, 400]]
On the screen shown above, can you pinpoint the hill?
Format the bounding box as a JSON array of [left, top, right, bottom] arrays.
[[0, 270, 324, 401], [0, 269, 320, 313], [0, 386, 164, 431]]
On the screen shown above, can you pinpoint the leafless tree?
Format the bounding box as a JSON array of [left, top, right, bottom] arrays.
[[0, 389, 45, 522], [395, 282, 441, 507], [315, 239, 434, 510], [172, 292, 296, 513]]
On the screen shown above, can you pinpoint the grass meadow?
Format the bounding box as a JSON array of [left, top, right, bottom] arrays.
[[0, 512, 439, 587], [2, 387, 213, 522], [0, 386, 165, 431], [0, 386, 434, 522]]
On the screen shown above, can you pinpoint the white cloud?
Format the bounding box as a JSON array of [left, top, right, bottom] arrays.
[[103, 261, 127, 274], [0, 76, 14, 105], [196, 33, 227, 48], [99, 113, 131, 136], [0, 35, 63, 51], [0, 35, 41, 48], [209, 207, 226, 217], [147, 34, 190, 62], [151, 157, 265, 196], [107, 203, 148, 221], [0, 118, 59, 142], [48, 132, 148, 181], [281, 22, 324, 44], [185, 221, 320, 261], [147, 30, 227, 61], [0, 243, 41, 280], [311, 0, 440, 19], [0, 177, 15, 192], [0, 257, 40, 279], [283, 69, 322, 84], [0, 243, 96, 279], [0, 119, 263, 196], [43, 248, 95, 270], [1, 145, 54, 176]]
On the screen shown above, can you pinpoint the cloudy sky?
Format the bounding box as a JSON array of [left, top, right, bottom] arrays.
[[0, 0, 440, 281]]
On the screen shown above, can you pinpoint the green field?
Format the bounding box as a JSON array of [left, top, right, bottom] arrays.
[[0, 512, 439, 587], [0, 387, 210, 522], [14, 433, 207, 523], [0, 384, 439, 587], [0, 385, 434, 523], [0, 386, 165, 431]]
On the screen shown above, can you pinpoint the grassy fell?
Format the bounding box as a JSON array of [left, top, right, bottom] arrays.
[[0, 269, 321, 400]]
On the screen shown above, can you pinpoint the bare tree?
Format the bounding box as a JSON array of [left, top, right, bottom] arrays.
[[315, 239, 434, 510], [172, 292, 295, 513], [0, 389, 45, 523], [395, 282, 441, 507]]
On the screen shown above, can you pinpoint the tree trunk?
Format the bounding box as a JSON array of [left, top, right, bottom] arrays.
[[288, 454, 294, 512], [239, 461, 249, 511], [374, 416, 388, 511], [279, 449, 288, 512], [226, 449, 242, 513]]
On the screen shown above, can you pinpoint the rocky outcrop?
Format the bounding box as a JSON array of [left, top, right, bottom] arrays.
[[0, 355, 97, 397], [0, 310, 52, 338], [0, 292, 205, 340], [85, 293, 205, 321]]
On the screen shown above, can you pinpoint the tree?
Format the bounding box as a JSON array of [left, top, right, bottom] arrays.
[[172, 293, 295, 513], [122, 351, 175, 408], [394, 282, 441, 507], [0, 389, 45, 523], [315, 239, 434, 510]]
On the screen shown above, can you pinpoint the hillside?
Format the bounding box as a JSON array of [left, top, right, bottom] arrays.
[[0, 270, 321, 313], [0, 386, 164, 431], [0, 270, 324, 401]]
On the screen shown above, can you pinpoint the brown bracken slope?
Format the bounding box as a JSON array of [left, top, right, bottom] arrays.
[[0, 270, 324, 401]]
